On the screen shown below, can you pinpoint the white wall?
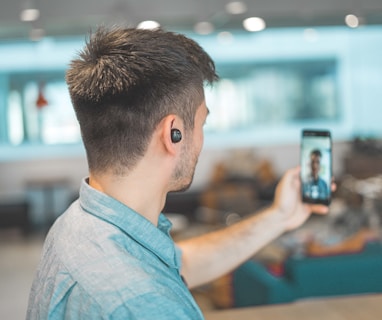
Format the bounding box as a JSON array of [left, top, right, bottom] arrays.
[[0, 154, 88, 200], [0, 141, 351, 200]]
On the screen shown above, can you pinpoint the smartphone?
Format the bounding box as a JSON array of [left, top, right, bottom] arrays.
[[300, 129, 332, 205]]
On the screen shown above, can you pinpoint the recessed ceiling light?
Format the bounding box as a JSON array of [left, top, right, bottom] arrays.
[[194, 21, 214, 35], [29, 28, 45, 41], [20, 8, 40, 22], [137, 20, 160, 30], [345, 14, 360, 28], [217, 31, 234, 44], [243, 17, 266, 32], [225, 1, 247, 15]]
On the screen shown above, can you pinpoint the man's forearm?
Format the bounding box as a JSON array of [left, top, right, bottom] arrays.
[[177, 205, 286, 289]]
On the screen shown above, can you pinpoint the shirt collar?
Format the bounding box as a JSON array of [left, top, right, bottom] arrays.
[[79, 178, 181, 270]]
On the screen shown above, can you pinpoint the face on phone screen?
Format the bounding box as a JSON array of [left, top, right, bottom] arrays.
[[300, 130, 332, 205]]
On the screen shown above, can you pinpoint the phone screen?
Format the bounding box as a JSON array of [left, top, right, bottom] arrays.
[[300, 129, 332, 205]]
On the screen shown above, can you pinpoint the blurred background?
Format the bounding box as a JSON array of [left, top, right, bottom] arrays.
[[1, 0, 382, 318]]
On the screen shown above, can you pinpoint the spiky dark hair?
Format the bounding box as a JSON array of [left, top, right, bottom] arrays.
[[66, 26, 218, 174]]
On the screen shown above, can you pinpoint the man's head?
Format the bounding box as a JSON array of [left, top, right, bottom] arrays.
[[310, 149, 322, 179], [66, 26, 218, 176]]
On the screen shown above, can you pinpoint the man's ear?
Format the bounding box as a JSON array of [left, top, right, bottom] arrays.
[[159, 115, 183, 156]]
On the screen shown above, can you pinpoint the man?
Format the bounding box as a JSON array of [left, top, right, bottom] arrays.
[[302, 149, 330, 200], [27, 27, 331, 319]]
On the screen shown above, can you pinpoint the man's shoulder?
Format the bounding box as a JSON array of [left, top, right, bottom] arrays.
[[318, 177, 328, 187], [28, 257, 198, 319]]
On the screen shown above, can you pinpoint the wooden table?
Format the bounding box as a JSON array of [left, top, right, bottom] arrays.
[[204, 294, 382, 320]]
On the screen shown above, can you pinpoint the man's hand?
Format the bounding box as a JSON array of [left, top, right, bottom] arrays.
[[272, 166, 334, 231]]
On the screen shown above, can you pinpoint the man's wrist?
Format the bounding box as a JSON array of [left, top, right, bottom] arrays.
[[267, 203, 291, 234]]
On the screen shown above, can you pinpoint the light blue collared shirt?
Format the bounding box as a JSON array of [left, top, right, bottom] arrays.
[[302, 176, 330, 200], [27, 179, 204, 319]]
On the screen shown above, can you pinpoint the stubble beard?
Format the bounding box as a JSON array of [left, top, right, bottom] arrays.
[[170, 142, 199, 193]]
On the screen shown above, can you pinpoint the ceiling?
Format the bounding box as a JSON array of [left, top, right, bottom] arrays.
[[1, 0, 382, 40]]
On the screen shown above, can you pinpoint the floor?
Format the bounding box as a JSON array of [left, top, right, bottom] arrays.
[[0, 230, 44, 320]]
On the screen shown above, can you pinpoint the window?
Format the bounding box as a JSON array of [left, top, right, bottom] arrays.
[[205, 59, 339, 132], [5, 72, 81, 146]]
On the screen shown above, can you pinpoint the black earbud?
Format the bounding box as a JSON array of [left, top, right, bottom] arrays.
[[171, 129, 182, 143]]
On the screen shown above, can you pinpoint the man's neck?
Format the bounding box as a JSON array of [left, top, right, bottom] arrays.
[[312, 174, 319, 180], [89, 168, 168, 226]]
